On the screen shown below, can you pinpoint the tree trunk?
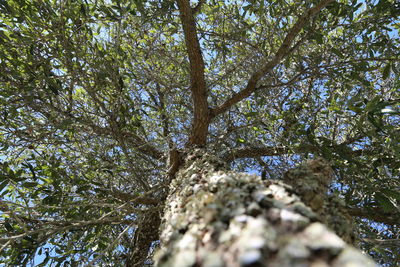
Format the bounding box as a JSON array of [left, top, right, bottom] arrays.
[[126, 210, 161, 267], [154, 149, 376, 266]]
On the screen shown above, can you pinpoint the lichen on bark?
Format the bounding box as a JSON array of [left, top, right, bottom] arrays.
[[283, 158, 355, 243], [155, 150, 375, 266]]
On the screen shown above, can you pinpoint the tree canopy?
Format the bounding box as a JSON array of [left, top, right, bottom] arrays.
[[0, 0, 399, 266]]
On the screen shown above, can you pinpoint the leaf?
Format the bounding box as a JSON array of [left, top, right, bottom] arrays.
[[80, 4, 87, 17], [244, 111, 258, 117], [365, 96, 381, 112], [60, 119, 73, 128], [25, 162, 36, 180], [367, 113, 384, 132], [348, 104, 362, 114], [1, 143, 9, 151], [0, 189, 9, 197], [284, 57, 291, 68], [0, 179, 8, 191], [312, 32, 324, 44], [22, 182, 38, 188], [381, 189, 400, 201], [374, 192, 397, 213], [4, 220, 13, 232], [350, 72, 370, 86], [42, 195, 59, 205], [77, 185, 91, 193], [382, 63, 391, 80], [331, 48, 344, 58]]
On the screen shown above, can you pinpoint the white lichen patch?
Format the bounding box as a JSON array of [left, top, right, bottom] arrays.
[[280, 240, 311, 259], [301, 223, 346, 253], [332, 247, 377, 267], [177, 232, 197, 250], [208, 173, 231, 185], [281, 208, 309, 224]]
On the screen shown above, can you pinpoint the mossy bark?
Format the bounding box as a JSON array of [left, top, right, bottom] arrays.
[[155, 149, 376, 266]]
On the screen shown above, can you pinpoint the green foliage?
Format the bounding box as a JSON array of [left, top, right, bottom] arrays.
[[0, 0, 399, 265]]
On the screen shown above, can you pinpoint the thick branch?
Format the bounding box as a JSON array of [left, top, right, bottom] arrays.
[[225, 145, 317, 162], [211, 0, 335, 117], [177, 0, 210, 146], [362, 238, 400, 247], [125, 210, 161, 267], [348, 207, 400, 225], [224, 145, 372, 162]]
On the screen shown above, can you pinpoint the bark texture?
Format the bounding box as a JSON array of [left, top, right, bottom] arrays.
[[177, 0, 210, 146], [155, 149, 375, 266], [126, 210, 161, 267]]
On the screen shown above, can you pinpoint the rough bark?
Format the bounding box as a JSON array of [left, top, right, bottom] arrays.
[[177, 0, 210, 146], [126, 210, 161, 267], [155, 149, 376, 266]]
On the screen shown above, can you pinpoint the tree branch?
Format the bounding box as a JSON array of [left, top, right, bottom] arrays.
[[362, 238, 400, 247], [211, 0, 335, 117], [224, 144, 372, 162], [224, 145, 318, 162], [23, 97, 164, 161], [125, 210, 161, 267], [177, 0, 210, 146], [192, 0, 206, 14], [97, 188, 160, 205], [0, 217, 135, 243], [348, 207, 400, 225]]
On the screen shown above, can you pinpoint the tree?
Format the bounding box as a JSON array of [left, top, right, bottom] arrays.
[[0, 0, 399, 266]]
